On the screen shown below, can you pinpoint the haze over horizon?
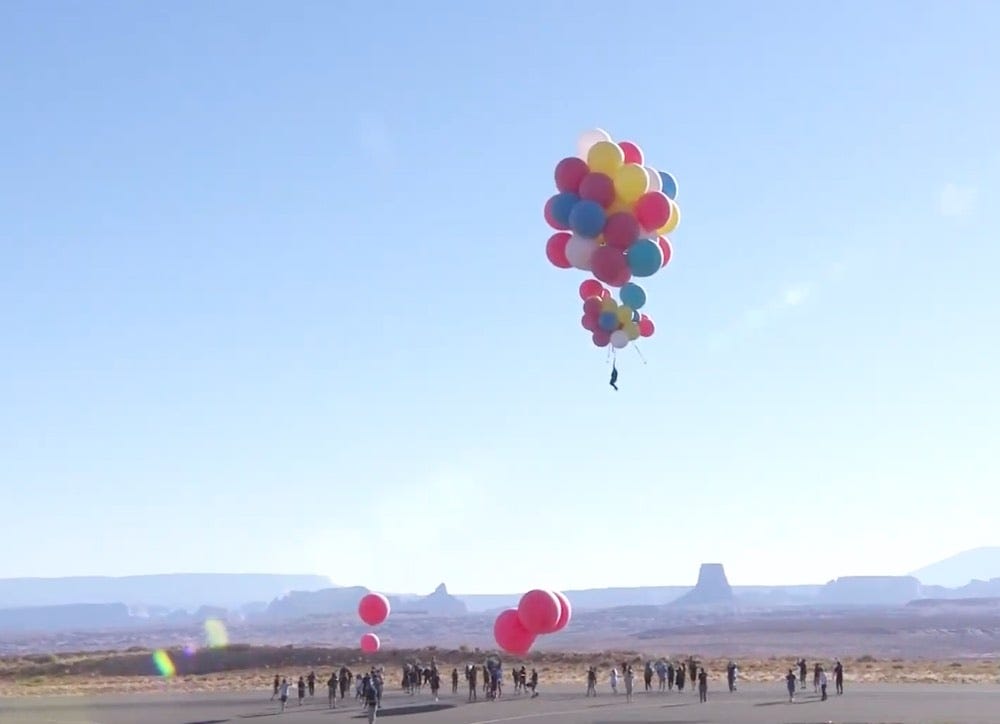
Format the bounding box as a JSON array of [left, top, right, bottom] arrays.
[[2, 1, 998, 595]]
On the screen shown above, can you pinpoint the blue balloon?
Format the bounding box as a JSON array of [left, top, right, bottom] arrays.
[[658, 172, 678, 200], [620, 282, 646, 310], [568, 199, 607, 238], [627, 239, 663, 278], [550, 192, 579, 228], [598, 311, 619, 331]]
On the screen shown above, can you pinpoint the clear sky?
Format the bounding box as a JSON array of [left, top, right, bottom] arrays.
[[2, 0, 998, 595]]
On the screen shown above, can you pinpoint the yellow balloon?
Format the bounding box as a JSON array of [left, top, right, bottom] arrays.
[[587, 141, 625, 176], [607, 197, 632, 216], [625, 321, 640, 340], [659, 199, 681, 234], [601, 297, 618, 312], [613, 164, 649, 203], [616, 305, 634, 324]]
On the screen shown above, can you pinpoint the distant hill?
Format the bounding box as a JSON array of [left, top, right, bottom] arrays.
[[0, 574, 333, 610], [910, 547, 1000, 588], [0, 603, 133, 632], [819, 576, 923, 606], [266, 584, 468, 619]]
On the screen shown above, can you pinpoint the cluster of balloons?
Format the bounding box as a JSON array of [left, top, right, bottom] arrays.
[[358, 592, 390, 653], [578, 278, 656, 350], [544, 128, 680, 350], [494, 589, 572, 656]]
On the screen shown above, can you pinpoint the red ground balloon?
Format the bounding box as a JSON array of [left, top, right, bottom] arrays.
[[494, 608, 536, 655], [358, 593, 390, 626], [552, 591, 572, 631], [517, 589, 562, 635], [360, 632, 380, 653]]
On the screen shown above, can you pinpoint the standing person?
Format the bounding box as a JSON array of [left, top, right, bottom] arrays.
[[451, 668, 459, 694], [820, 667, 828, 701], [675, 664, 685, 692], [624, 666, 635, 703], [727, 661, 737, 693], [271, 674, 280, 701], [667, 661, 675, 691], [467, 665, 478, 702], [297, 676, 306, 706], [643, 661, 653, 691], [688, 658, 697, 687], [511, 666, 520, 694], [278, 677, 290, 713], [308, 671, 316, 697], [697, 668, 708, 703], [610, 667, 619, 695], [586, 667, 598, 697], [362, 674, 379, 723], [327, 673, 337, 708], [529, 668, 539, 698], [834, 660, 844, 695], [813, 662, 821, 693], [786, 669, 797, 702], [519, 666, 527, 694], [339, 668, 351, 701], [798, 659, 807, 688], [356, 671, 365, 700], [430, 669, 440, 702]]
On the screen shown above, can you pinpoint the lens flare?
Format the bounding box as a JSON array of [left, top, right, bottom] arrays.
[[204, 618, 229, 648], [152, 649, 176, 677]]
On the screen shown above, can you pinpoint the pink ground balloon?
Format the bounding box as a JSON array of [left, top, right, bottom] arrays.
[[360, 632, 380, 653], [545, 232, 571, 268], [618, 141, 644, 165], [579, 279, 605, 300], [358, 593, 390, 626], [494, 609, 535, 655], [634, 191, 671, 231], [552, 591, 572, 631], [554, 156, 589, 194], [517, 589, 562, 635], [578, 172, 615, 208], [657, 236, 672, 267], [592, 329, 611, 347], [582, 297, 603, 316], [638, 314, 655, 338], [590, 245, 628, 287], [603, 212, 641, 250]]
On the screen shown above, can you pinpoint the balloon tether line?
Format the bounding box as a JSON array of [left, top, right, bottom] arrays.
[[633, 344, 648, 365]]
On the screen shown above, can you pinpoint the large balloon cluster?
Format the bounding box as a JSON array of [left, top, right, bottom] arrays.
[[494, 589, 572, 656], [357, 592, 390, 653], [544, 128, 680, 350]]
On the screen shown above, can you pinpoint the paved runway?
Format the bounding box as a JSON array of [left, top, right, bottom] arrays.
[[4, 683, 1000, 724]]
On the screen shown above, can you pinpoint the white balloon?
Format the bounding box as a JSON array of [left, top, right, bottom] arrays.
[[565, 234, 598, 271], [645, 166, 662, 193], [576, 128, 612, 159], [610, 330, 630, 349]]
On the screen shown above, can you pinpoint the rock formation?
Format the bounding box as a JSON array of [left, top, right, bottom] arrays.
[[673, 563, 734, 607]]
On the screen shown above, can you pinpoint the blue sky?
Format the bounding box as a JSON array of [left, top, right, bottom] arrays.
[[2, 0, 998, 595]]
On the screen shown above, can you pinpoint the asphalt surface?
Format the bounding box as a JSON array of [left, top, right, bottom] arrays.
[[3, 683, 1000, 724]]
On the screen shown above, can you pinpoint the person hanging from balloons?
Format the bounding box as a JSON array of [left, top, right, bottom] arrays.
[[609, 361, 619, 391]]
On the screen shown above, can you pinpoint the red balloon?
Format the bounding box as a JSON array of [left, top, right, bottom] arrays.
[[610, 263, 632, 288], [634, 192, 671, 231], [618, 141, 644, 165], [578, 172, 615, 208], [603, 212, 641, 250], [554, 156, 589, 194], [590, 245, 628, 287], [579, 279, 605, 300], [545, 232, 571, 269], [657, 236, 672, 267], [592, 329, 611, 347], [494, 608, 535, 655], [358, 593, 390, 626], [517, 589, 562, 634], [581, 314, 599, 332], [544, 196, 567, 231], [360, 632, 380, 653], [638, 314, 655, 338], [582, 297, 603, 316], [552, 591, 572, 631]]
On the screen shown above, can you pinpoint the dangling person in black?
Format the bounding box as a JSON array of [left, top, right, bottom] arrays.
[[609, 363, 619, 391]]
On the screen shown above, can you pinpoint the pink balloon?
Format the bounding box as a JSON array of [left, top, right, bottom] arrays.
[[554, 156, 589, 194], [358, 593, 390, 626], [360, 632, 380, 653], [544, 196, 568, 231], [592, 329, 611, 347], [579, 279, 605, 300], [545, 232, 571, 269], [517, 589, 562, 635], [578, 172, 615, 208], [582, 297, 603, 316], [552, 591, 572, 631], [657, 236, 672, 267], [618, 141, 644, 165], [634, 192, 671, 231], [494, 609, 535, 655], [638, 315, 655, 338], [590, 245, 629, 287], [603, 212, 641, 250]]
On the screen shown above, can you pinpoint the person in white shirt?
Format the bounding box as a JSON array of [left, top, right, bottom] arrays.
[[278, 678, 290, 712], [610, 668, 619, 695], [819, 668, 828, 701]]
